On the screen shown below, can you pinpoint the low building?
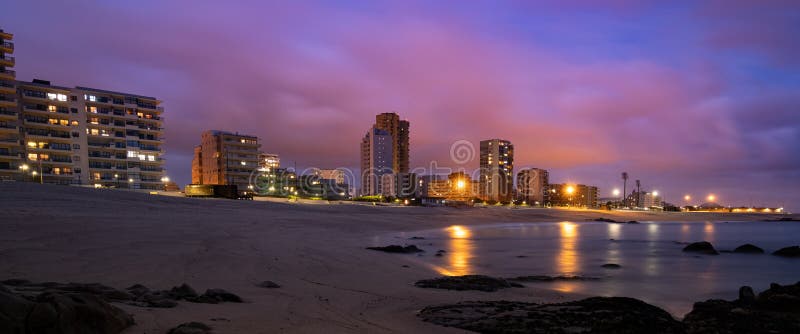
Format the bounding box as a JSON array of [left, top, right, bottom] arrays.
[[548, 183, 598, 208], [516, 168, 549, 206], [191, 130, 260, 191], [419, 172, 478, 200]]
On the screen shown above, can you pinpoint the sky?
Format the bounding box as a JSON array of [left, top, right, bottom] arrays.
[[2, 0, 799, 209]]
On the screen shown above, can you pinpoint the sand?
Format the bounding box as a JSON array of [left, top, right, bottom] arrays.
[[0, 183, 795, 333]]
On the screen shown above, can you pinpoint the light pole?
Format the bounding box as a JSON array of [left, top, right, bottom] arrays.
[[160, 176, 170, 191], [566, 185, 575, 207], [621, 172, 628, 208], [114, 173, 119, 188], [19, 164, 29, 182]]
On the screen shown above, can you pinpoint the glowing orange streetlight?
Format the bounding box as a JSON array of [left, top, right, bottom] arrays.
[[707, 194, 716, 202]]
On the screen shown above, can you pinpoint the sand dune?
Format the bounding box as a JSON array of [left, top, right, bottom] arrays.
[[0, 183, 794, 333]]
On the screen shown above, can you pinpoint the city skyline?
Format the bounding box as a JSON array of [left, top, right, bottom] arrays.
[[2, 2, 798, 209]]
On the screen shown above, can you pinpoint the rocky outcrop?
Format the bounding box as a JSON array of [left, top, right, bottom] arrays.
[[415, 275, 523, 292], [732, 244, 764, 254], [0, 289, 133, 334], [682, 241, 719, 255], [366, 245, 424, 253], [257, 281, 281, 288], [602, 263, 622, 269], [419, 297, 684, 334], [772, 246, 800, 257], [683, 282, 800, 333]]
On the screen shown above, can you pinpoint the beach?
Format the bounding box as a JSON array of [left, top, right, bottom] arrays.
[[0, 183, 796, 333]]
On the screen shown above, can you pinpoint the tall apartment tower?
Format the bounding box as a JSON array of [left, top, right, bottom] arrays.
[[360, 127, 393, 196], [479, 139, 514, 202], [0, 29, 19, 180], [517, 168, 549, 205], [191, 130, 260, 190], [374, 112, 409, 174]]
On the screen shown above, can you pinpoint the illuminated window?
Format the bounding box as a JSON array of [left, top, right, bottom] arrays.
[[70, 120, 78, 126], [48, 105, 57, 113], [27, 142, 36, 148], [93, 172, 101, 180], [48, 119, 58, 125], [147, 155, 155, 161], [136, 112, 144, 118], [47, 93, 57, 100], [27, 153, 38, 160], [90, 129, 99, 136], [138, 154, 146, 160], [53, 168, 61, 175], [59, 119, 69, 126], [127, 151, 137, 158], [88, 106, 97, 113], [89, 117, 99, 124], [58, 94, 67, 101], [88, 95, 97, 102]]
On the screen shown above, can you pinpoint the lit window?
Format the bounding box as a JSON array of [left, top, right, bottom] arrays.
[[48, 105, 57, 112], [27, 153, 38, 160], [88, 95, 97, 102], [57, 94, 67, 101], [127, 151, 137, 158], [47, 93, 57, 100], [59, 119, 69, 126], [88, 106, 97, 113], [147, 155, 155, 161], [90, 129, 99, 136], [48, 119, 58, 125], [138, 154, 146, 160], [27, 142, 36, 148], [70, 120, 78, 126]]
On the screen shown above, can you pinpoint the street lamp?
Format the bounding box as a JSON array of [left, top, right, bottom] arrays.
[[707, 194, 716, 202], [612, 188, 620, 196], [652, 191, 659, 197], [566, 186, 575, 207], [114, 174, 119, 188], [684, 195, 691, 202], [19, 164, 29, 182]]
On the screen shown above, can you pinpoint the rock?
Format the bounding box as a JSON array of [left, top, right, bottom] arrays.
[[418, 297, 684, 333], [29, 292, 134, 334], [169, 283, 199, 300], [509, 275, 600, 282], [168, 321, 212, 334], [0, 289, 35, 334], [257, 281, 280, 288], [682, 241, 719, 255], [202, 289, 243, 303], [408, 236, 425, 240], [1, 279, 31, 286], [414, 275, 523, 292], [738, 286, 755, 304], [366, 245, 424, 253], [602, 263, 622, 269], [126, 284, 151, 296], [594, 217, 617, 222], [733, 244, 764, 254], [683, 281, 800, 333], [772, 246, 800, 257], [627, 220, 641, 224]]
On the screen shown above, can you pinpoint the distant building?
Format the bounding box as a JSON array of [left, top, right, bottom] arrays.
[[254, 167, 296, 196], [516, 168, 549, 205], [258, 153, 280, 169], [360, 127, 393, 196], [315, 168, 345, 185], [479, 139, 514, 202], [380, 173, 395, 197], [0, 28, 17, 181], [627, 191, 663, 209], [419, 172, 478, 199], [394, 172, 418, 198], [549, 183, 599, 208], [191, 130, 260, 191], [374, 112, 410, 174]]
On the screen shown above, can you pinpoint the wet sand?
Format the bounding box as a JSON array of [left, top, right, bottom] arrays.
[[0, 183, 794, 333]]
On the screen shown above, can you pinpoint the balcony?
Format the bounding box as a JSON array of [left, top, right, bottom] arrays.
[[0, 41, 12, 53], [0, 81, 14, 94], [0, 56, 13, 67], [0, 68, 14, 80], [0, 124, 17, 133], [0, 31, 12, 40], [0, 151, 21, 159], [0, 94, 15, 107], [0, 109, 16, 120]]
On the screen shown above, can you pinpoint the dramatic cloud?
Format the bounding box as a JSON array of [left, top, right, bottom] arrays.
[[2, 1, 798, 208]]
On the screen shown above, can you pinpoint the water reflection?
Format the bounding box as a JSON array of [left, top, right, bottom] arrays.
[[556, 222, 579, 292], [704, 222, 715, 241], [436, 225, 473, 276]]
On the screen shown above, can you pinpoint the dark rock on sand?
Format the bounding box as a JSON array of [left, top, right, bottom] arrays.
[[602, 263, 622, 269], [418, 297, 684, 334], [201, 289, 243, 303], [509, 275, 600, 282], [169, 283, 199, 299], [0, 289, 134, 334], [772, 246, 800, 257], [415, 275, 523, 292], [627, 220, 640, 224], [733, 244, 764, 254], [257, 281, 281, 288], [683, 282, 800, 333], [408, 236, 425, 240], [366, 245, 424, 253], [682, 241, 719, 255], [594, 217, 618, 222], [168, 321, 213, 334]]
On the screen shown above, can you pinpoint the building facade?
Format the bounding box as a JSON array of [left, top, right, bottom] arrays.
[[479, 139, 514, 202], [360, 127, 393, 196], [548, 183, 599, 208], [191, 130, 260, 190], [258, 153, 280, 170], [374, 112, 410, 174], [516, 168, 549, 205], [0, 29, 19, 180]]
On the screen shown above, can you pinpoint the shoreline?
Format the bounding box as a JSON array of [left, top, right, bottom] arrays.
[[1, 183, 796, 333]]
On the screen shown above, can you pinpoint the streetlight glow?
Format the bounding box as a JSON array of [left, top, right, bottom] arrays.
[[652, 191, 659, 197], [612, 188, 620, 196], [566, 186, 575, 194], [456, 180, 465, 189], [684, 195, 691, 201], [707, 194, 716, 202]]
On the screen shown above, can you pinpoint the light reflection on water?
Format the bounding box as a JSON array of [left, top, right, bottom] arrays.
[[404, 221, 800, 316]]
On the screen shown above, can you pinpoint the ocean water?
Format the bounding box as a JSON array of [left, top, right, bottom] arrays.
[[383, 221, 800, 316]]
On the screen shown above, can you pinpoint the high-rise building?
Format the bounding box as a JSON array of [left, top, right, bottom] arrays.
[[0, 30, 166, 188], [374, 112, 410, 174], [0, 29, 19, 180], [360, 127, 393, 196], [394, 172, 418, 198], [517, 168, 549, 205], [479, 139, 514, 202], [191, 130, 260, 190], [10, 79, 165, 189]]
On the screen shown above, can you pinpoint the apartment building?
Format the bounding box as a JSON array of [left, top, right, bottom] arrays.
[[479, 139, 514, 202], [0, 29, 18, 180], [191, 130, 260, 191], [13, 80, 166, 189], [517, 168, 549, 205]]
